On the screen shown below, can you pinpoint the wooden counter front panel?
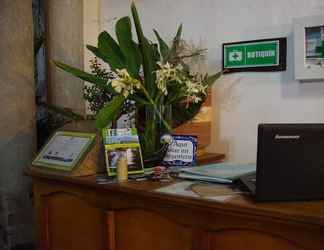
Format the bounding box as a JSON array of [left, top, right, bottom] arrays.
[[32, 178, 324, 250], [207, 230, 306, 250], [106, 206, 322, 250]]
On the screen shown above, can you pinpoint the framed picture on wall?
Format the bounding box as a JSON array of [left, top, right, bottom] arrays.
[[294, 15, 324, 81]]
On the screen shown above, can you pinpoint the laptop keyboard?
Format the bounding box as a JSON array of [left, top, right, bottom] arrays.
[[238, 172, 257, 194]]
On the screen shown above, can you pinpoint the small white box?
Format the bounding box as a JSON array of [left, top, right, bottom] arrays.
[[294, 15, 324, 81]]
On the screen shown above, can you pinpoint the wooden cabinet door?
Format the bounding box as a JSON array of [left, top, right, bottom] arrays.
[[107, 209, 196, 250], [38, 192, 106, 250], [207, 229, 315, 250]]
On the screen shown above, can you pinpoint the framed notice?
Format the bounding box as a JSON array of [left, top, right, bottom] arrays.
[[294, 15, 324, 81], [32, 131, 96, 171], [223, 37, 287, 73], [162, 135, 197, 167]]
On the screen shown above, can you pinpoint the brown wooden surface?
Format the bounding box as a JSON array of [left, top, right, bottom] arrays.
[[27, 167, 324, 250], [46, 193, 105, 249], [173, 121, 211, 149], [197, 153, 225, 165], [113, 209, 193, 250], [173, 90, 212, 150]]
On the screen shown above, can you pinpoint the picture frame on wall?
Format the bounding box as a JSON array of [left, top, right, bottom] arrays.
[[294, 15, 324, 81]]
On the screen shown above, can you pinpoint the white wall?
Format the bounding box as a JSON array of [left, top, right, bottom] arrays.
[[99, 0, 324, 163]]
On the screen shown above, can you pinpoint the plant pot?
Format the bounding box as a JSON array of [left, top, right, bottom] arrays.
[[138, 104, 172, 168]]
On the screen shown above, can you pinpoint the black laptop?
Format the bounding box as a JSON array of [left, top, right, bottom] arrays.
[[240, 123, 324, 202]]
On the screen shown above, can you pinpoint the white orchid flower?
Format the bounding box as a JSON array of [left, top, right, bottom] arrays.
[[111, 69, 141, 98]]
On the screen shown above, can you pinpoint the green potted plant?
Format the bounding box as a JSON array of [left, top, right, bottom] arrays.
[[54, 2, 221, 164]]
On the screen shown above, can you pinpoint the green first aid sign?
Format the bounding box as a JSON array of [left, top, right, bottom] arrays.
[[223, 40, 281, 69]]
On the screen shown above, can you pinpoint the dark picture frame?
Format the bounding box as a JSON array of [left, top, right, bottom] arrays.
[[222, 37, 287, 73]]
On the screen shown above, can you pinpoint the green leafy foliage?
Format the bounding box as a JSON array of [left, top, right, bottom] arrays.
[[172, 97, 205, 128], [98, 31, 126, 70], [166, 24, 183, 64], [86, 45, 106, 63], [131, 2, 157, 96], [116, 17, 142, 77], [203, 72, 222, 87], [53, 61, 114, 93], [153, 29, 170, 61], [95, 95, 125, 129], [83, 58, 119, 114], [53, 1, 222, 158]]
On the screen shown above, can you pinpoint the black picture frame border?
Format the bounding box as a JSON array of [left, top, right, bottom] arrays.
[[222, 37, 287, 73]]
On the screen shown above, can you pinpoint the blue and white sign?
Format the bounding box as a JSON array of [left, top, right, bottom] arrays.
[[162, 135, 197, 166]]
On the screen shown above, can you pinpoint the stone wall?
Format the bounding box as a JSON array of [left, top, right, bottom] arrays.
[[47, 0, 85, 115], [0, 1, 36, 249]]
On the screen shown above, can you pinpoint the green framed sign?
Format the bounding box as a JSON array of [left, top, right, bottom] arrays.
[[32, 131, 96, 171], [223, 38, 286, 73]]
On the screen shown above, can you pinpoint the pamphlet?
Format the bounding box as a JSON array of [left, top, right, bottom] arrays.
[[102, 128, 144, 176], [179, 163, 256, 183], [156, 181, 240, 202]]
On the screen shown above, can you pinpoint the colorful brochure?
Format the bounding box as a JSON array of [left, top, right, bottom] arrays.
[[102, 128, 144, 176]]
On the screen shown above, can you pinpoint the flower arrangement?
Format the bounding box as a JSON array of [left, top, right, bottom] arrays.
[[54, 2, 221, 161]]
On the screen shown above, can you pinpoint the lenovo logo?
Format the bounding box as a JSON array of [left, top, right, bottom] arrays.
[[275, 135, 300, 139]]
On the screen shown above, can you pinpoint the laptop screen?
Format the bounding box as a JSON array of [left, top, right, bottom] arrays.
[[254, 123, 324, 201]]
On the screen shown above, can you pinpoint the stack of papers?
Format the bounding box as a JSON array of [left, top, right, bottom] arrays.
[[178, 163, 256, 184]]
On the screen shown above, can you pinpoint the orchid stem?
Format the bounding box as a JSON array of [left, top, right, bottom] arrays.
[[140, 85, 172, 132]]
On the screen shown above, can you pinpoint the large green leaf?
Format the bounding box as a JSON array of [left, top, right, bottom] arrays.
[[153, 29, 169, 61], [167, 24, 182, 63], [53, 61, 115, 93], [172, 24, 183, 50], [203, 71, 222, 87], [97, 31, 126, 70], [131, 95, 151, 106], [131, 2, 157, 95], [95, 95, 125, 128], [152, 43, 161, 63], [116, 16, 142, 77], [86, 45, 106, 61]]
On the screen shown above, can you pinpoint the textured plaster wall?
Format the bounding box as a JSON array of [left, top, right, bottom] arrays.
[[102, 0, 324, 163], [0, 1, 36, 249], [47, 0, 85, 115]]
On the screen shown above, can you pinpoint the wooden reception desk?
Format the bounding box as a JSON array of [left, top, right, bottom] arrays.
[[27, 165, 324, 250]]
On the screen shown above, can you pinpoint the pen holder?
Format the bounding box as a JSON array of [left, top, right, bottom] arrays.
[[117, 156, 128, 182]]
